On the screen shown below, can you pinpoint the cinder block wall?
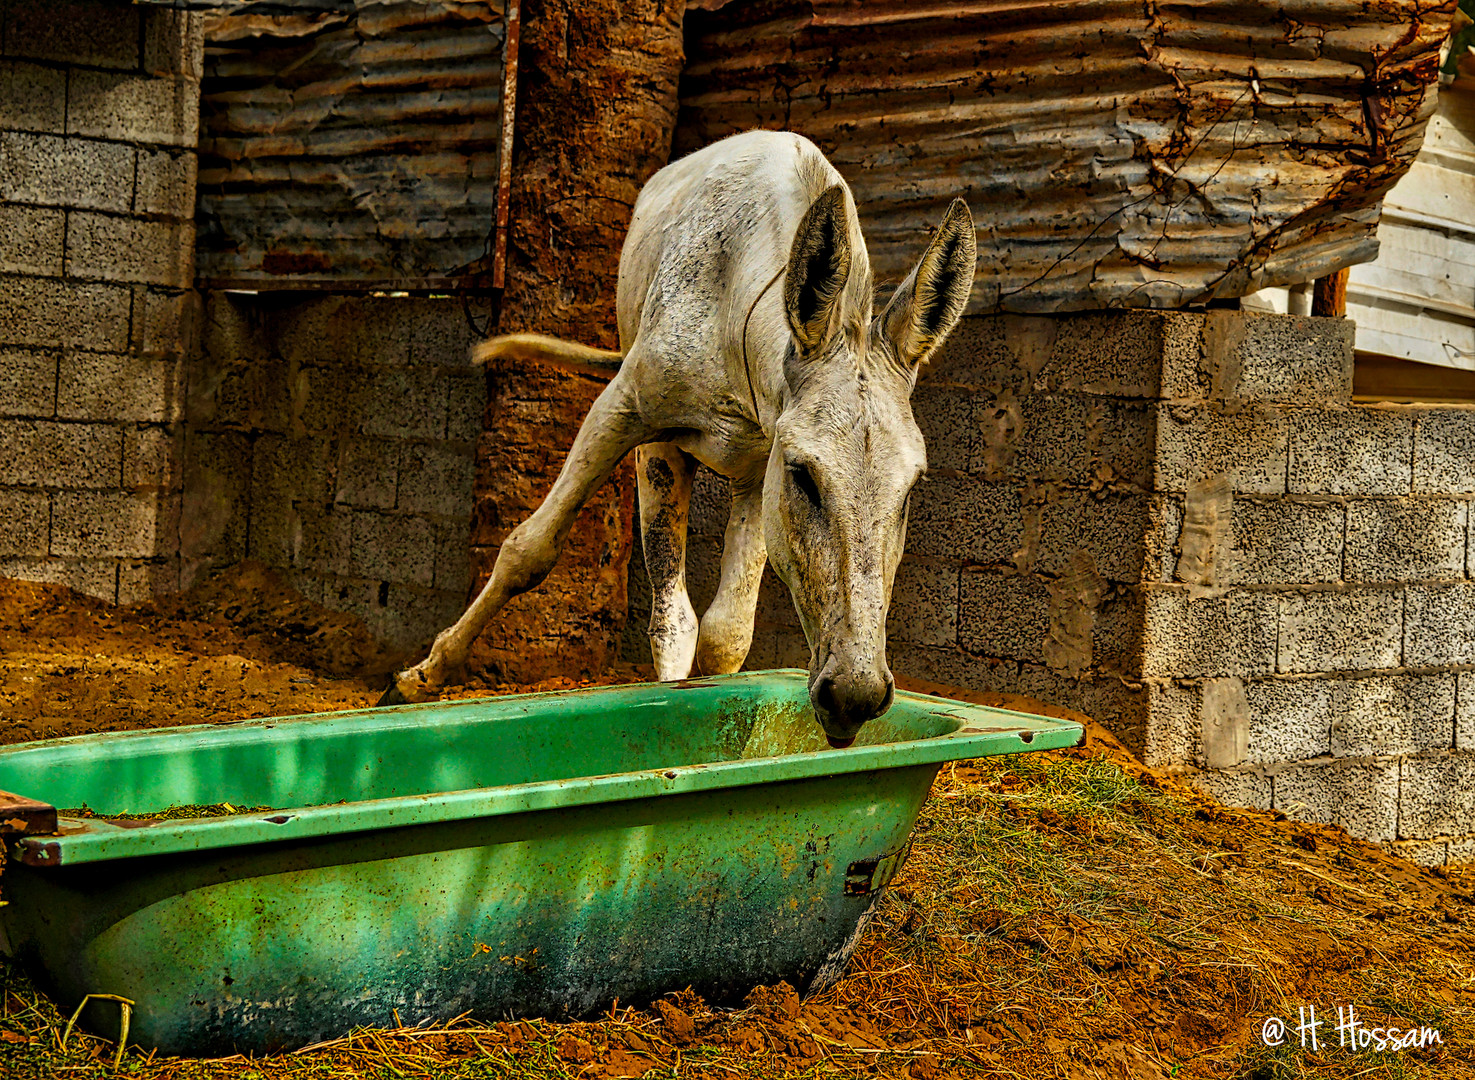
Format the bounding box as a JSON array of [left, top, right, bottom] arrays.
[[181, 293, 485, 651], [625, 310, 1475, 866], [0, 1, 201, 602]]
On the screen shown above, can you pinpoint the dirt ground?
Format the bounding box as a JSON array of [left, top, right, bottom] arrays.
[[0, 564, 1473, 1079]]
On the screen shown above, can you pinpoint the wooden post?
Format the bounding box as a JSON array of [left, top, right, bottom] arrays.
[[1312, 267, 1350, 316]]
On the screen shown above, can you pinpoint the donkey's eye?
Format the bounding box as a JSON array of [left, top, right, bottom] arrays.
[[789, 463, 822, 511]]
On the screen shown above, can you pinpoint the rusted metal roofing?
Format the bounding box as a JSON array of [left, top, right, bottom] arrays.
[[678, 0, 1458, 314], [194, 1, 506, 290]]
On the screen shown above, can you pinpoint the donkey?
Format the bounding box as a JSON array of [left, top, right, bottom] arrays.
[[380, 129, 977, 747]]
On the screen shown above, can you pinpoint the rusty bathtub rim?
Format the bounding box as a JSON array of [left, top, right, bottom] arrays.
[[1, 670, 1082, 869]]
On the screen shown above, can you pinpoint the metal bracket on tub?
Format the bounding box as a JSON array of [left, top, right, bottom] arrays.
[[0, 790, 58, 838], [844, 841, 911, 896]]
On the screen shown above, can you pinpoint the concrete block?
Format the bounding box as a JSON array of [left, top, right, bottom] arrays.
[[0, 350, 56, 417], [57, 354, 179, 423], [1229, 498, 1343, 585], [684, 534, 724, 615], [1449, 835, 1475, 866], [1142, 495, 1182, 584], [213, 356, 299, 435], [1399, 753, 1475, 839], [1012, 394, 1092, 482], [958, 569, 1048, 661], [1141, 586, 1278, 678], [1093, 585, 1144, 676], [1035, 491, 1150, 581], [143, 9, 203, 79], [0, 556, 116, 602], [0, 132, 134, 212], [1209, 312, 1354, 404], [123, 426, 183, 490], [1272, 757, 1399, 843], [1387, 839, 1448, 868], [200, 291, 267, 364], [1050, 312, 1195, 399], [1327, 674, 1457, 757], [0, 276, 132, 351], [685, 466, 731, 538], [134, 148, 197, 217], [886, 642, 1021, 694], [0, 61, 67, 133], [1143, 679, 1201, 767], [409, 300, 475, 366], [1186, 767, 1273, 811], [51, 490, 176, 558], [1412, 407, 1475, 494], [1201, 676, 1250, 767], [1154, 403, 1289, 495], [0, 204, 64, 275], [1090, 399, 1154, 490], [360, 368, 447, 441], [433, 520, 472, 596], [179, 430, 250, 562], [1013, 667, 1149, 753], [969, 388, 1022, 479], [1288, 406, 1413, 496], [67, 70, 199, 147], [0, 489, 49, 556], [1345, 498, 1465, 582], [883, 557, 958, 648], [922, 315, 1025, 393], [1459, 674, 1475, 751], [907, 476, 1021, 563], [0, 420, 121, 488], [397, 443, 475, 517], [349, 512, 436, 587], [911, 384, 974, 472], [277, 297, 414, 368], [293, 505, 353, 577], [118, 558, 180, 603], [1277, 588, 1403, 673], [1405, 583, 1475, 667], [334, 439, 398, 510], [250, 434, 333, 507], [65, 213, 194, 288], [5, 1, 140, 67], [445, 373, 485, 443], [136, 288, 200, 360]]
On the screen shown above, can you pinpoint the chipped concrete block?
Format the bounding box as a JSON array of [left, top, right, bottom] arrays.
[[136, 288, 200, 360], [1228, 498, 1343, 585], [1272, 757, 1399, 843], [1141, 586, 1279, 678], [0, 556, 116, 602], [65, 213, 194, 288], [397, 443, 475, 517], [1345, 498, 1465, 582], [1042, 549, 1105, 678], [958, 568, 1046, 661], [142, 8, 203, 79], [0, 61, 67, 133], [349, 512, 435, 587], [1405, 582, 1475, 667], [0, 132, 134, 212], [908, 477, 1021, 563], [0, 489, 49, 556], [1412, 407, 1475, 495], [969, 388, 1023, 479], [51, 490, 177, 559], [1277, 588, 1403, 674], [67, 70, 199, 147], [886, 557, 959, 648], [1398, 753, 1475, 839], [1448, 835, 1475, 866], [1186, 766, 1273, 811], [1093, 584, 1145, 677], [57, 354, 179, 423], [1154, 403, 1289, 495], [1143, 679, 1201, 767], [1288, 406, 1412, 496], [1142, 495, 1183, 584], [0, 204, 64, 276], [0, 420, 121, 488], [0, 350, 56, 417], [334, 439, 399, 510]]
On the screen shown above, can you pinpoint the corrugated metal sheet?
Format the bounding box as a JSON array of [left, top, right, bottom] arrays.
[[194, 1, 506, 289], [678, 0, 1457, 313], [1345, 68, 1475, 369]]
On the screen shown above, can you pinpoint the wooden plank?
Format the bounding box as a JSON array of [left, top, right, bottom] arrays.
[[1353, 353, 1475, 403], [0, 790, 58, 837]]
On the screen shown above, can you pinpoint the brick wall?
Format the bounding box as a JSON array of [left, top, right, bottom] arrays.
[[0, 1, 201, 602], [624, 310, 1475, 866], [182, 293, 485, 651]]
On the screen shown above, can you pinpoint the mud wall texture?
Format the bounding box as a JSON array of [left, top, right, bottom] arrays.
[[0, 2, 201, 603], [181, 293, 485, 652], [625, 310, 1475, 867]]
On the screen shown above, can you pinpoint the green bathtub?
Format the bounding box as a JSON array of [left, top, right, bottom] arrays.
[[0, 670, 1082, 1055]]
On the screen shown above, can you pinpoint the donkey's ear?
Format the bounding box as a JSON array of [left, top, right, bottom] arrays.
[[784, 185, 852, 353], [880, 198, 976, 370]]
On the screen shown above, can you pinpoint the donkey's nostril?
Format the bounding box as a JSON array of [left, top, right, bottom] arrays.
[[814, 671, 842, 718]]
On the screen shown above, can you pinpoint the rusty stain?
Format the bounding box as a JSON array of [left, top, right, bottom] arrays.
[[677, 0, 1458, 312], [194, 1, 508, 290], [0, 790, 57, 837]]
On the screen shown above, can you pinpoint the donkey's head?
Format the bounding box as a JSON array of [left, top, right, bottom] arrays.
[[763, 186, 976, 747]]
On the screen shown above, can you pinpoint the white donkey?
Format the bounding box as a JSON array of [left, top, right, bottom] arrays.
[[380, 129, 976, 747]]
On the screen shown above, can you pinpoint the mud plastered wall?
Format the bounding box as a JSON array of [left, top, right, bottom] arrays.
[[0, 1, 201, 602], [182, 293, 485, 651], [624, 310, 1475, 867]]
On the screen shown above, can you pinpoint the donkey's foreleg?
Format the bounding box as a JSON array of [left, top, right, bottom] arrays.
[[379, 378, 649, 705], [694, 481, 767, 675], [636, 442, 699, 681]]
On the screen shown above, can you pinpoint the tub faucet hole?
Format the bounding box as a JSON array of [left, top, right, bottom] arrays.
[[1018, 730, 1034, 744], [264, 815, 294, 825]]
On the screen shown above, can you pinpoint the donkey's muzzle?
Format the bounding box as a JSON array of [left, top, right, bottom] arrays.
[[811, 660, 895, 747]]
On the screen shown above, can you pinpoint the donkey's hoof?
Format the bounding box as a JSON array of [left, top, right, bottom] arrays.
[[376, 683, 411, 707]]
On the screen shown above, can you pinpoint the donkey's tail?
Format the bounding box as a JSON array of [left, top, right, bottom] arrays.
[[472, 333, 624, 379]]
